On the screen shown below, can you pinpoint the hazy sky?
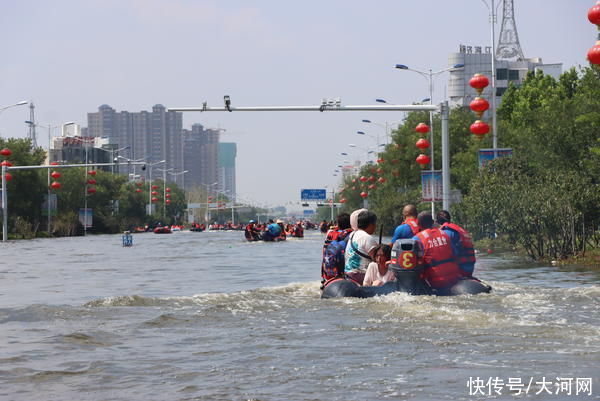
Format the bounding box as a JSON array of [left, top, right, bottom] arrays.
[[0, 0, 593, 208]]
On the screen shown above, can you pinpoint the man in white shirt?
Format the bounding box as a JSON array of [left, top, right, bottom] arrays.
[[344, 210, 378, 282]]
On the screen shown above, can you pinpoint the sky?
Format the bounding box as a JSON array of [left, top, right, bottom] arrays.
[[0, 0, 593, 209]]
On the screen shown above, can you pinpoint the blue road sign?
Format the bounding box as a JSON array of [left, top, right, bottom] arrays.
[[301, 189, 326, 201], [303, 210, 315, 215]]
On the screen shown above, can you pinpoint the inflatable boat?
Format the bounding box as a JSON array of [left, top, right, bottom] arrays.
[[321, 238, 491, 299]]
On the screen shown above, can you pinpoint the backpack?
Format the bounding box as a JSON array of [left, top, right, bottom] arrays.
[[321, 230, 351, 280]]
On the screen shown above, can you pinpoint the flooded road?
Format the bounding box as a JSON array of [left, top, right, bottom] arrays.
[[0, 231, 598, 400]]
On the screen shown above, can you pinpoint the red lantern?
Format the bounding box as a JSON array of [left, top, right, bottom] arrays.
[[378, 177, 386, 183], [151, 191, 158, 196], [469, 97, 490, 117], [135, 188, 142, 193], [165, 187, 171, 192], [0, 148, 12, 157], [87, 187, 97, 194], [152, 185, 159, 190], [4, 173, 12, 182], [360, 191, 368, 198], [50, 162, 59, 166], [368, 184, 376, 190], [51, 171, 61, 179], [165, 193, 171, 198], [340, 198, 346, 203], [415, 123, 430, 135], [416, 154, 430, 167], [368, 176, 375, 182], [588, 43, 600, 65], [87, 179, 97, 185], [416, 138, 430, 150], [87, 170, 97, 176], [352, 186, 357, 190], [166, 199, 171, 205], [589, 1, 600, 25], [359, 176, 367, 182], [0, 160, 12, 167], [470, 120, 490, 139], [376, 168, 383, 174], [151, 197, 158, 203], [469, 73, 489, 95], [376, 158, 385, 164], [50, 181, 61, 189]]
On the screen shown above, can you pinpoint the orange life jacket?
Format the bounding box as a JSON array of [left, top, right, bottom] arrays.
[[405, 217, 420, 235], [441, 222, 476, 265], [415, 228, 461, 289]]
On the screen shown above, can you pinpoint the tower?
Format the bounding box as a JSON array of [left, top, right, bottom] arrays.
[[496, 0, 524, 60], [28, 102, 37, 148]]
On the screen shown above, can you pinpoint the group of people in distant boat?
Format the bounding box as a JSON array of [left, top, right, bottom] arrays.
[[244, 219, 306, 242], [320, 204, 476, 293]]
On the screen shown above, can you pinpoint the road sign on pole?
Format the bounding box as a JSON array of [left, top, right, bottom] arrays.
[[421, 170, 443, 202], [300, 189, 326, 201]]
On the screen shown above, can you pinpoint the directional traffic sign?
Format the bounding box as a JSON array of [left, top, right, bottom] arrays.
[[300, 189, 326, 201]]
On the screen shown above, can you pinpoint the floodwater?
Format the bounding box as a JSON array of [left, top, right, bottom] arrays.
[[0, 231, 598, 401]]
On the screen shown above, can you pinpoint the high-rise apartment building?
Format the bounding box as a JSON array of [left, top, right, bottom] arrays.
[[218, 142, 237, 201], [87, 104, 183, 179], [183, 124, 220, 190]]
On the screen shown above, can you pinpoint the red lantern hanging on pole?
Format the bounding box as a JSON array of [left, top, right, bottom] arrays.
[[0, 148, 12, 157], [469, 73, 489, 95], [588, 44, 600, 65], [51, 171, 61, 179], [589, 1, 600, 25], [135, 188, 142, 193], [87, 178, 97, 185], [469, 97, 490, 118], [4, 172, 12, 182], [470, 120, 490, 139], [378, 177, 386, 184], [50, 181, 61, 189], [416, 138, 430, 150], [0, 160, 13, 167], [87, 170, 97, 176], [415, 123, 429, 135], [87, 187, 97, 194], [151, 197, 158, 203], [360, 191, 368, 198], [416, 154, 430, 167], [165, 187, 171, 193]]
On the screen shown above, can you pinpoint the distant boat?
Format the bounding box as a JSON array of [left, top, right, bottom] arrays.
[[153, 226, 172, 234]]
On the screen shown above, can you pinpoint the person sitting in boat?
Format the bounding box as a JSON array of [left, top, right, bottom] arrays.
[[363, 244, 396, 286], [276, 219, 287, 240], [263, 219, 282, 241], [344, 209, 378, 283], [390, 204, 421, 246], [244, 220, 261, 241], [412, 211, 462, 291], [436, 210, 476, 277], [291, 222, 304, 238]]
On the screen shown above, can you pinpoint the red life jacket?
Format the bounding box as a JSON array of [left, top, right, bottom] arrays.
[[404, 217, 420, 235], [415, 228, 461, 289], [441, 222, 476, 265]]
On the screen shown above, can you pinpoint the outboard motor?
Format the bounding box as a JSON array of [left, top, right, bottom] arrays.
[[389, 239, 432, 296]]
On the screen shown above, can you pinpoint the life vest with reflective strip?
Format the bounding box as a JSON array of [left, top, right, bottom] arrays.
[[415, 228, 461, 289], [404, 218, 420, 235], [441, 222, 476, 265]]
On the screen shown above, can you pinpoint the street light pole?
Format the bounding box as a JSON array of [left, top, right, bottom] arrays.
[[481, 0, 499, 155], [395, 63, 464, 215]]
